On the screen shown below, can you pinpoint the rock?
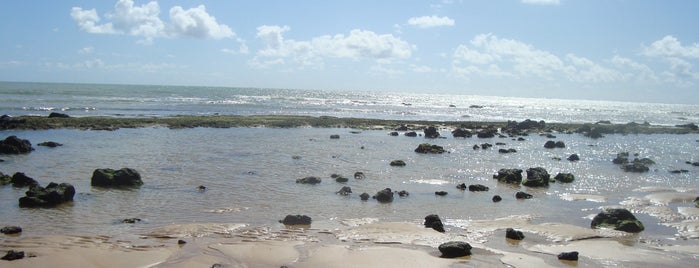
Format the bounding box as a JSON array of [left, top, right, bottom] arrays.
[[472, 145, 480, 150], [394, 125, 408, 131], [122, 218, 142, 224], [633, 158, 655, 166], [196, 185, 206, 191], [330, 134, 340, 139], [612, 152, 629, 164], [558, 251, 579, 261], [373, 188, 394, 203], [336, 186, 352, 196], [1, 250, 24, 261], [389, 132, 399, 136], [0, 226, 22, 235], [48, 112, 70, 118], [554, 173, 575, 183], [477, 130, 495, 138], [591, 208, 644, 233], [456, 183, 466, 190], [435, 191, 448, 196], [694, 197, 699, 208], [0, 136, 34, 154], [469, 105, 484, 109], [498, 148, 517, 153], [390, 160, 406, 167], [670, 169, 689, 174], [405, 131, 418, 137], [414, 143, 445, 154], [492, 195, 502, 202], [18, 182, 75, 207], [280, 215, 312, 226], [397, 190, 409, 197], [468, 184, 489, 192], [354, 172, 365, 179], [567, 154, 580, 161], [493, 169, 523, 184], [517, 137, 526, 141], [515, 191, 533, 199], [424, 126, 440, 138], [522, 167, 550, 187], [546, 134, 557, 139], [0, 172, 8, 185], [424, 214, 445, 233], [505, 228, 525, 240], [438, 241, 472, 258], [480, 143, 493, 150], [622, 162, 650, 173], [359, 193, 370, 201], [91, 168, 143, 187], [178, 240, 187, 245], [11, 172, 39, 188], [452, 128, 472, 138], [296, 176, 321, 184], [335, 176, 349, 183], [38, 141, 63, 147], [495, 142, 506, 145], [544, 140, 565, 149], [676, 123, 698, 130]]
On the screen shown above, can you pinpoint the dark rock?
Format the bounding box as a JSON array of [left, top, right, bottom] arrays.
[[196, 185, 206, 191], [515, 191, 533, 199], [546, 134, 557, 139], [676, 123, 698, 130], [18, 182, 75, 207], [456, 183, 467, 190], [178, 239, 187, 245], [0, 172, 7, 186], [336, 186, 352, 196], [544, 140, 557, 149], [390, 160, 406, 167], [397, 190, 409, 197], [554, 173, 575, 183], [0, 136, 34, 154], [405, 131, 418, 137], [612, 152, 629, 164], [11, 172, 38, 188], [0, 226, 22, 235], [522, 167, 550, 187], [435, 191, 448, 196], [694, 196, 699, 208], [389, 132, 399, 136], [280, 215, 312, 226], [359, 193, 370, 201], [670, 169, 689, 174], [469, 105, 484, 109], [394, 125, 408, 131], [622, 162, 650, 173], [91, 168, 143, 187], [554, 141, 566, 148], [330, 134, 340, 139], [477, 130, 495, 138], [468, 184, 489, 192], [498, 148, 517, 153], [335, 176, 349, 183], [633, 158, 655, 166], [1, 250, 24, 261], [414, 143, 445, 154], [296, 176, 321, 184], [517, 137, 526, 141], [122, 218, 141, 224], [438, 241, 472, 258], [424, 126, 440, 138], [495, 142, 506, 145], [38, 141, 63, 147], [373, 188, 394, 203], [567, 154, 580, 161], [480, 143, 492, 150], [505, 228, 525, 240], [354, 172, 365, 179], [591, 208, 644, 233], [424, 214, 445, 233], [493, 169, 523, 184], [492, 195, 502, 202], [452, 128, 472, 138], [48, 112, 70, 118], [472, 145, 480, 150], [558, 251, 579, 261]]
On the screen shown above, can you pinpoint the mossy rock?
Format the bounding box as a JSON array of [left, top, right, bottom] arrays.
[[554, 173, 575, 183], [390, 160, 406, 166], [493, 168, 523, 184], [91, 168, 143, 187], [591, 208, 644, 233], [414, 143, 445, 154]]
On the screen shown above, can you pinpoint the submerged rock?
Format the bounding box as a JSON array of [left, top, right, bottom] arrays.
[[0, 226, 22, 235], [622, 162, 650, 173], [373, 188, 394, 203], [493, 169, 523, 184], [414, 143, 446, 154], [122, 218, 142, 224], [468, 184, 489, 192], [330, 134, 340, 139], [389, 160, 406, 167], [48, 112, 70, 118], [591, 208, 644, 233], [336, 186, 352, 196], [354, 172, 366, 180], [91, 168, 143, 187], [558, 251, 579, 261], [1, 250, 24, 261], [435, 191, 448, 196], [424, 126, 440, 138], [505, 228, 525, 240], [359, 193, 370, 201], [515, 191, 533, 199], [38, 141, 63, 147], [492, 195, 502, 202], [452, 128, 472, 138], [456, 183, 467, 190], [10, 172, 39, 188], [296, 176, 321, 184], [405, 131, 418, 137], [567, 154, 580, 161], [397, 190, 409, 197], [18, 182, 75, 207], [280, 215, 312, 226], [424, 214, 445, 233], [0, 136, 33, 154], [554, 173, 575, 183], [522, 167, 550, 187], [612, 152, 630, 164], [438, 241, 472, 258]]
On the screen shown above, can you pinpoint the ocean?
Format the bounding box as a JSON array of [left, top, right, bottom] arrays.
[[1, 81, 699, 266]]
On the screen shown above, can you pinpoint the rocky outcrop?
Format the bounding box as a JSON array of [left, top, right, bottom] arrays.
[[18, 182, 75, 207], [91, 168, 143, 187], [452, 128, 472, 138], [591, 208, 644, 233], [424, 126, 440, 139], [544, 140, 565, 148], [554, 173, 575, 183], [373, 188, 394, 203], [10, 173, 39, 188], [493, 169, 523, 184], [522, 167, 550, 187], [296, 176, 321, 184], [414, 143, 445, 154], [279, 215, 312, 226], [438, 241, 472, 258], [405, 131, 418, 137], [505, 228, 525, 240], [424, 214, 445, 233], [0, 136, 33, 154], [48, 112, 70, 118], [622, 162, 650, 172], [38, 141, 63, 147]]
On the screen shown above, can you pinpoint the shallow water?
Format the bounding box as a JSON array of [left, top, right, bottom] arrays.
[[1, 127, 698, 247]]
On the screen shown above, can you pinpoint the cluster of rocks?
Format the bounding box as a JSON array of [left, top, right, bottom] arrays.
[[612, 152, 655, 173], [493, 167, 575, 187]]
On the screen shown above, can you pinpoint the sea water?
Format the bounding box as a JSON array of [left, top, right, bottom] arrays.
[[0, 81, 698, 248]]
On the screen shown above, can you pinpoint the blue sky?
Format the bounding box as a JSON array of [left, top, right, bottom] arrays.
[[1, 0, 698, 104]]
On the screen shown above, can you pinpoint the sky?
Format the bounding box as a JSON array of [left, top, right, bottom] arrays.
[[1, 0, 698, 104]]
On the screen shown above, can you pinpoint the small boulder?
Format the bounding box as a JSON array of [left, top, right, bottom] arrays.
[[0, 226, 22, 235], [18, 182, 76, 207], [397, 190, 409, 197], [554, 173, 575, 183], [414, 143, 446, 154], [0, 136, 34, 154], [567, 154, 580, 161], [336, 186, 352, 196], [612, 152, 629, 164], [280, 215, 312, 226], [435, 191, 448, 196], [296, 176, 321, 184], [424, 126, 440, 138], [456, 183, 467, 190], [622, 162, 650, 173], [330, 134, 340, 139], [373, 188, 394, 203], [390, 160, 406, 167], [515, 191, 533, 199], [558, 251, 579, 261], [1, 250, 24, 261], [11, 172, 39, 188], [468, 184, 489, 192], [424, 214, 445, 233], [477, 131, 495, 138], [359, 193, 370, 201], [91, 168, 143, 187], [48, 112, 70, 118], [493, 169, 523, 184], [122, 218, 142, 224], [452, 128, 472, 138], [405, 131, 418, 137], [38, 141, 63, 147], [492, 195, 502, 202], [438, 241, 472, 258], [334, 176, 349, 183], [591, 208, 644, 233], [498, 148, 517, 154], [389, 132, 399, 136], [505, 228, 525, 240], [354, 172, 366, 179], [522, 167, 550, 187]]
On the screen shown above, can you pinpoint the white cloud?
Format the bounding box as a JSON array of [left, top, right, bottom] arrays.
[[564, 54, 623, 83], [642, 35, 699, 58], [407, 16, 455, 28], [251, 25, 413, 69], [71, 0, 234, 44], [78, 46, 95, 54], [521, 0, 560, 5]]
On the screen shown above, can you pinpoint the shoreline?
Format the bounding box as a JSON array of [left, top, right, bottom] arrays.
[[2, 114, 698, 135]]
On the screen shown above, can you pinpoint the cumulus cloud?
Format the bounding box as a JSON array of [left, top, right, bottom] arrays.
[[521, 0, 560, 5], [642, 35, 699, 58], [641, 35, 699, 85], [251, 25, 413, 69], [71, 0, 234, 44], [407, 16, 455, 28]]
